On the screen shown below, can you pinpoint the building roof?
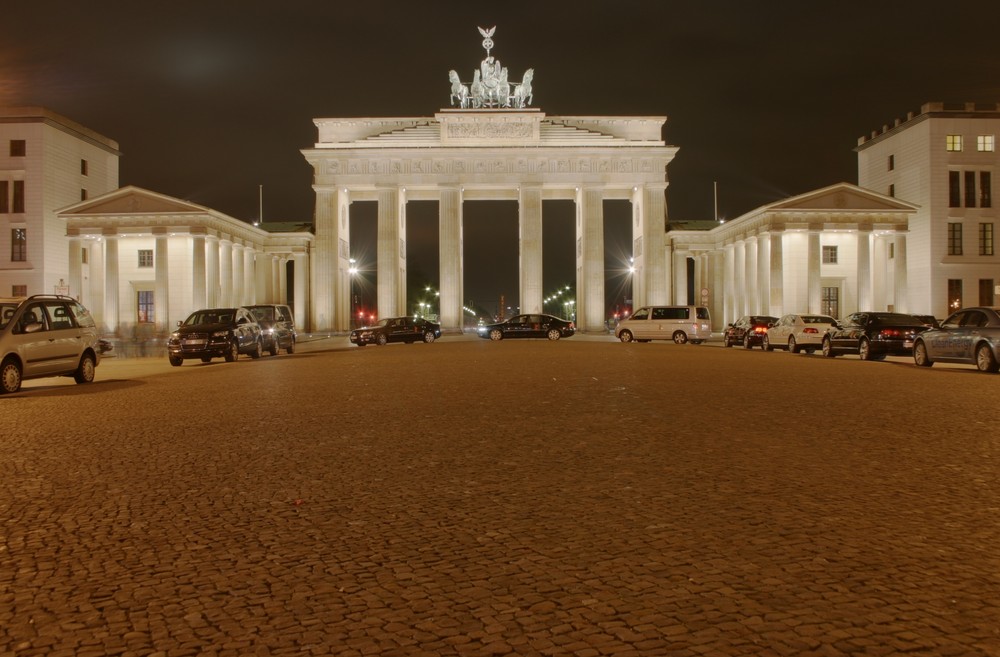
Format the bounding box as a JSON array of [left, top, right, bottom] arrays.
[[0, 106, 120, 154]]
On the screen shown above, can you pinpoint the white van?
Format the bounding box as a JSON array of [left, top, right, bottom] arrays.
[[615, 306, 712, 344]]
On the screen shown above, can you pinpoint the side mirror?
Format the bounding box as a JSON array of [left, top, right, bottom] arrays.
[[24, 322, 44, 334]]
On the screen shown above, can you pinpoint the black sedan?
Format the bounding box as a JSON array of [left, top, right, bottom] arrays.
[[167, 307, 263, 365], [821, 312, 929, 360], [350, 316, 441, 346], [723, 315, 777, 349], [478, 314, 575, 341]]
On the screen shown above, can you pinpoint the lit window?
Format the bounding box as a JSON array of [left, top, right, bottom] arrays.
[[947, 135, 963, 151], [948, 279, 963, 311], [11, 228, 26, 262], [138, 249, 153, 268], [137, 291, 154, 323], [978, 135, 995, 152], [980, 223, 994, 256], [948, 223, 963, 256], [822, 245, 838, 264]]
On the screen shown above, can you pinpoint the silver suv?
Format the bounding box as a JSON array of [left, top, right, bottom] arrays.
[[0, 295, 101, 394]]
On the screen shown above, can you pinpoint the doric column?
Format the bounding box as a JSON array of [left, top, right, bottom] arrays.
[[640, 184, 668, 305], [745, 236, 758, 313], [206, 236, 219, 308], [734, 240, 746, 316], [769, 230, 784, 316], [756, 233, 770, 315], [723, 243, 736, 326], [807, 226, 822, 314], [271, 255, 280, 303], [103, 233, 119, 335], [244, 247, 255, 305], [293, 252, 309, 329], [894, 232, 908, 313], [630, 189, 646, 308], [192, 234, 207, 310], [153, 229, 170, 333], [857, 226, 872, 311], [673, 250, 688, 305], [711, 250, 725, 330], [231, 243, 243, 307], [519, 186, 543, 315], [90, 238, 105, 326], [377, 186, 405, 319], [256, 252, 271, 304], [663, 245, 673, 304], [278, 256, 288, 304], [576, 186, 605, 332], [439, 187, 464, 331], [68, 237, 82, 301], [219, 238, 233, 308]]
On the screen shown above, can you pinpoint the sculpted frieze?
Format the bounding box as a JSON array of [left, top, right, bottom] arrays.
[[324, 155, 660, 180], [446, 121, 534, 140]]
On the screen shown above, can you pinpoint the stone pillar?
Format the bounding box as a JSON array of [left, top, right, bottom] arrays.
[[256, 253, 271, 304], [642, 184, 668, 305], [807, 227, 822, 314], [723, 243, 735, 327], [271, 255, 280, 303], [219, 238, 233, 307], [90, 238, 104, 327], [745, 237, 758, 314], [576, 187, 605, 332], [519, 186, 543, 315], [278, 256, 288, 304], [439, 187, 464, 332], [663, 245, 673, 305], [756, 233, 770, 315], [711, 251, 725, 330], [377, 186, 405, 319], [192, 234, 206, 310], [894, 232, 908, 313], [293, 252, 308, 329], [673, 250, 688, 305], [103, 233, 119, 335], [68, 238, 82, 301], [231, 243, 243, 307], [769, 230, 784, 316], [857, 226, 872, 311], [630, 189, 646, 308], [734, 241, 746, 317], [154, 230, 169, 333], [206, 236, 219, 308], [243, 246, 255, 305]]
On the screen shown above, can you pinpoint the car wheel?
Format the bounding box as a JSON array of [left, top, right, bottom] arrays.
[[618, 330, 634, 343], [547, 329, 561, 341], [376, 333, 388, 346], [250, 339, 262, 359], [170, 356, 184, 367], [286, 339, 295, 354], [913, 340, 933, 367], [201, 356, 212, 363], [673, 331, 688, 345], [788, 335, 799, 354], [268, 338, 278, 356], [859, 338, 873, 361], [1, 356, 23, 394], [762, 335, 773, 352], [489, 328, 503, 341], [74, 353, 96, 384], [424, 331, 436, 343], [822, 336, 836, 358], [743, 334, 752, 350], [225, 340, 239, 362], [976, 343, 999, 373]]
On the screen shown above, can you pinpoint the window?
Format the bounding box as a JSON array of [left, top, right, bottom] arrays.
[[12, 181, 24, 213], [137, 291, 154, 323], [978, 135, 995, 152], [11, 228, 26, 262], [981, 171, 992, 208], [821, 287, 839, 319], [888, 154, 894, 171], [9, 140, 25, 157], [965, 171, 977, 207], [12, 285, 26, 297], [0, 181, 7, 213], [948, 223, 963, 255], [948, 279, 963, 311], [81, 189, 88, 201], [980, 223, 994, 256], [889, 242, 895, 259], [81, 159, 88, 176], [949, 171, 961, 207], [81, 248, 88, 264], [888, 184, 895, 197], [138, 249, 153, 268], [980, 279, 995, 306], [822, 245, 838, 264], [946, 135, 963, 151]]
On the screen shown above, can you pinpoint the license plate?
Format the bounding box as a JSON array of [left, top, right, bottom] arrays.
[[183, 339, 207, 346], [904, 341, 913, 348]]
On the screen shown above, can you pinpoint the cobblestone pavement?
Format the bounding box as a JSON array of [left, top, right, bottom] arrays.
[[2, 337, 999, 656]]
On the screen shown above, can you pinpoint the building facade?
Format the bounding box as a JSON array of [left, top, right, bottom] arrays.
[[1, 107, 119, 299], [857, 102, 1000, 317]]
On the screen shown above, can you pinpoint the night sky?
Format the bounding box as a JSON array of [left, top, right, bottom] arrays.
[[5, 2, 1000, 314]]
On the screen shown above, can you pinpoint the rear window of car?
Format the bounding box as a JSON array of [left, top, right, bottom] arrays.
[[872, 313, 925, 326], [696, 307, 710, 320], [69, 301, 96, 328], [802, 315, 834, 324]]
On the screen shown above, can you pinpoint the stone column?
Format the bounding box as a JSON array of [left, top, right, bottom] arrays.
[[256, 253, 271, 304], [293, 252, 308, 329], [663, 245, 673, 305], [377, 186, 405, 319], [278, 256, 288, 304], [807, 226, 822, 314], [642, 184, 668, 305], [271, 255, 281, 303], [894, 231, 908, 313], [231, 243, 243, 307], [311, 189, 351, 331], [734, 241, 746, 317], [206, 236, 219, 308], [244, 247, 255, 305], [154, 230, 169, 333], [711, 251, 725, 330], [219, 238, 233, 307], [439, 187, 464, 332], [724, 243, 735, 327], [192, 234, 206, 310], [769, 230, 784, 316], [857, 226, 872, 311], [90, 238, 105, 327], [673, 250, 688, 305], [746, 237, 758, 313], [756, 233, 770, 315], [576, 187, 605, 332], [68, 237, 82, 301], [103, 233, 119, 335], [630, 189, 646, 308], [519, 186, 543, 315]]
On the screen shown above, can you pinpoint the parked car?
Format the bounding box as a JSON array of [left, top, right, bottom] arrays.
[[615, 306, 711, 344], [246, 304, 296, 355], [763, 314, 836, 353], [167, 307, 263, 366], [914, 315, 941, 329], [913, 306, 1000, 373], [821, 312, 929, 360], [724, 315, 777, 349], [478, 314, 575, 341], [0, 295, 102, 394], [350, 316, 441, 346]]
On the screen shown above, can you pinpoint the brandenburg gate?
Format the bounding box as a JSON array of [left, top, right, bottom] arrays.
[[302, 28, 678, 333]]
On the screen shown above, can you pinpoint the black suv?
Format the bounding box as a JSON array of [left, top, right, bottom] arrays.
[[822, 312, 929, 360], [724, 315, 777, 349], [246, 304, 296, 355], [167, 307, 263, 366]]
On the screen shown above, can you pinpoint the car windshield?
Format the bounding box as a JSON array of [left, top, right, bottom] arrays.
[[249, 307, 274, 322], [0, 303, 18, 331], [184, 309, 236, 325]]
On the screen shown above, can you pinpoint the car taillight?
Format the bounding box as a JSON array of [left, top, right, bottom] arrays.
[[568, 322, 575, 329], [754, 326, 767, 334], [803, 327, 818, 334], [879, 328, 903, 338]]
